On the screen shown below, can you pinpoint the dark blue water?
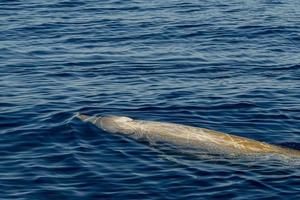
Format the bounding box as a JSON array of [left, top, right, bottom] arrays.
[[1, 0, 300, 199]]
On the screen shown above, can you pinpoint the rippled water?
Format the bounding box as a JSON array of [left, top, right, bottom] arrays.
[[1, 0, 300, 199]]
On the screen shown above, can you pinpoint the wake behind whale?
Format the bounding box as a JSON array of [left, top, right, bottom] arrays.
[[76, 113, 300, 159]]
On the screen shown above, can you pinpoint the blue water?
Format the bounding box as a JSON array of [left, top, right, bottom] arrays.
[[1, 0, 300, 199]]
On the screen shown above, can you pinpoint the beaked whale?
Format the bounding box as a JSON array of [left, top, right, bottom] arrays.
[[76, 113, 300, 158]]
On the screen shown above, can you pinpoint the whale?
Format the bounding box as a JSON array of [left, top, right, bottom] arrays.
[[76, 113, 300, 158]]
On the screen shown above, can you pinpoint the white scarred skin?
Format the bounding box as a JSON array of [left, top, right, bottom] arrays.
[[76, 113, 300, 157]]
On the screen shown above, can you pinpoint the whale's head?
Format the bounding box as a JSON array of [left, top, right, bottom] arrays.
[[76, 113, 136, 135], [99, 115, 135, 134]]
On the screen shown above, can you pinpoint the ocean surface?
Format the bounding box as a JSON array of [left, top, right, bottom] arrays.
[[1, 0, 300, 199]]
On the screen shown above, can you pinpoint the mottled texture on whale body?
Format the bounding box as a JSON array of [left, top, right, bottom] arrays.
[[77, 114, 300, 157]]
